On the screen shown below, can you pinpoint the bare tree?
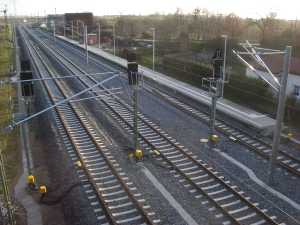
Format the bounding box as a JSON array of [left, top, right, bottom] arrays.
[[249, 12, 278, 44], [224, 13, 243, 38]]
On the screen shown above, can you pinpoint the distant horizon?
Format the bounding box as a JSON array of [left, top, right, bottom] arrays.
[[1, 0, 298, 20]]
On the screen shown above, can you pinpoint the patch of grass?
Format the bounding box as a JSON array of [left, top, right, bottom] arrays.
[[0, 25, 19, 191]]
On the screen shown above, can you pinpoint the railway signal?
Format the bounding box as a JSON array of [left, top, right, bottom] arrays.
[[202, 77, 222, 146], [127, 52, 143, 160], [233, 41, 292, 184], [212, 48, 223, 80], [202, 38, 228, 147]]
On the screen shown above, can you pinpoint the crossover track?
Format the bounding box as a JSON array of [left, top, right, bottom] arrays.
[[21, 27, 159, 225], [36, 29, 300, 178], [27, 28, 289, 225]]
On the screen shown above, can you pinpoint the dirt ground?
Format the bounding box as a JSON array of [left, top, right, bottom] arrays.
[[28, 117, 67, 225]]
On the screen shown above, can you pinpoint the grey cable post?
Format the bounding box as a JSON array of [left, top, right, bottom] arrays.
[[53, 22, 56, 43], [221, 35, 228, 98], [268, 46, 292, 183], [210, 91, 217, 138], [209, 79, 222, 143], [113, 23, 116, 55], [84, 25, 89, 64], [71, 21, 74, 40], [53, 8, 56, 43], [152, 28, 155, 71], [98, 23, 101, 49], [45, 10, 47, 25], [76, 20, 79, 40], [133, 77, 140, 152]]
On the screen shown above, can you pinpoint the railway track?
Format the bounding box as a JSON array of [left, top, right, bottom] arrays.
[[45, 32, 300, 178], [27, 28, 291, 225], [21, 27, 160, 225], [151, 91, 300, 178]]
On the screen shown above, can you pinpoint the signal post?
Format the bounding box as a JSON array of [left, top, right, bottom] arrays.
[[127, 52, 143, 160]]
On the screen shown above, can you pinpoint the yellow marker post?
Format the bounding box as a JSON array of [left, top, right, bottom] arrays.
[[27, 175, 35, 185], [75, 161, 82, 168], [39, 185, 47, 194], [210, 134, 220, 143], [135, 149, 143, 160]]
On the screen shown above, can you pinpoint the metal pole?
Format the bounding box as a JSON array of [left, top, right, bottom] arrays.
[[210, 94, 217, 137], [113, 24, 116, 55], [71, 21, 74, 40], [268, 46, 292, 183], [209, 80, 221, 142], [63, 23, 66, 37], [221, 35, 228, 98], [133, 82, 140, 151], [44, 10, 47, 24], [98, 23, 101, 49], [53, 22, 56, 42], [76, 20, 79, 40], [152, 28, 155, 71], [84, 25, 89, 64]]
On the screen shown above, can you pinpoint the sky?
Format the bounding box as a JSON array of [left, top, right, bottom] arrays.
[[1, 0, 299, 20]]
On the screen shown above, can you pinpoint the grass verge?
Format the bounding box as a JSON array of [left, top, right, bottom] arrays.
[[0, 25, 20, 193]]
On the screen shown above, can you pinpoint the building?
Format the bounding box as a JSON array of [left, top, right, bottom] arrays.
[[47, 14, 64, 28], [87, 33, 97, 45], [246, 55, 300, 100], [64, 13, 93, 28], [46, 12, 94, 37]]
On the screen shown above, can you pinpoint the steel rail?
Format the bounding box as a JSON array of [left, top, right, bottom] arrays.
[[48, 31, 300, 178], [21, 27, 157, 225], [31, 28, 285, 225], [152, 89, 300, 178]]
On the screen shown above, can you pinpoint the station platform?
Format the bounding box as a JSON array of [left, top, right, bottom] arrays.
[[57, 35, 276, 133]]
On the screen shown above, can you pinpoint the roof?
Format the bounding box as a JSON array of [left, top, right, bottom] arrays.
[[252, 54, 300, 76]]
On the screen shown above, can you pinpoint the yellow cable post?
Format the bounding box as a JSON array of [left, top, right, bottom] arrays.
[[27, 175, 35, 185], [75, 160, 82, 168], [287, 133, 293, 140], [135, 149, 143, 160], [39, 185, 47, 194], [210, 134, 220, 143]]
